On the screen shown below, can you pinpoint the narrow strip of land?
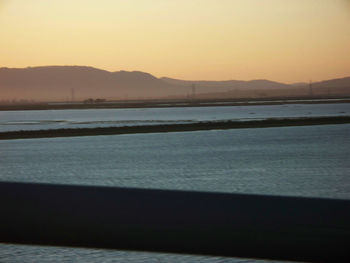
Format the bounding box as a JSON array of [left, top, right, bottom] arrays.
[[1, 97, 350, 111], [0, 116, 349, 140]]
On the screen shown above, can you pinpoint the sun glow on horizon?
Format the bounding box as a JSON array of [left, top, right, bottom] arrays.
[[1, 0, 349, 83]]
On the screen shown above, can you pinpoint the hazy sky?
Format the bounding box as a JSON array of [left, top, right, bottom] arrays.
[[1, 0, 349, 82]]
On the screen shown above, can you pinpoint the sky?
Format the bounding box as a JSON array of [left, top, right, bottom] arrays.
[[1, 0, 350, 83]]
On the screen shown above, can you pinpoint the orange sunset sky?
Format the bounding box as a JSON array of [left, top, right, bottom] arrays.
[[1, 0, 349, 83]]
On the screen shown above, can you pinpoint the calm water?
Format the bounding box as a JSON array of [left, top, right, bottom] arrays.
[[1, 103, 350, 262], [1, 123, 350, 262], [1, 103, 350, 132], [1, 125, 349, 198]]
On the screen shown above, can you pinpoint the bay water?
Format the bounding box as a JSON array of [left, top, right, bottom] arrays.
[[1, 103, 350, 262], [1, 103, 349, 132]]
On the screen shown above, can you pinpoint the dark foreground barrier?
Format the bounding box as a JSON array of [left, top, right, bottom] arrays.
[[1, 182, 350, 262]]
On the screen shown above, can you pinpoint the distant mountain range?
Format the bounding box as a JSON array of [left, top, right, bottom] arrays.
[[0, 66, 349, 101], [161, 77, 291, 90]]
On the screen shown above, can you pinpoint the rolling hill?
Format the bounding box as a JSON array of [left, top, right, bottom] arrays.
[[0, 66, 349, 101]]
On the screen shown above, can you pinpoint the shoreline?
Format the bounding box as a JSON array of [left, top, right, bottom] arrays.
[[1, 116, 349, 140], [1, 97, 350, 111]]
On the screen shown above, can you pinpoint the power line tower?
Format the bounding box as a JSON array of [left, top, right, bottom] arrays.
[[309, 80, 313, 97], [71, 88, 75, 102], [191, 83, 196, 100]]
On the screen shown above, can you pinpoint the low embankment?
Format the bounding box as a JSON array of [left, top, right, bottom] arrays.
[[1, 116, 350, 140]]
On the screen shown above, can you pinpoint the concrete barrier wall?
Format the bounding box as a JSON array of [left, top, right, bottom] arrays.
[[1, 182, 350, 262]]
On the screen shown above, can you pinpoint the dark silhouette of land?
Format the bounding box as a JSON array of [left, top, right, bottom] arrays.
[[1, 66, 349, 102], [0, 97, 349, 111], [1, 116, 349, 140]]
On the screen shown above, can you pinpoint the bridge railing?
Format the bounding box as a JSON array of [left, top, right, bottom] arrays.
[[1, 182, 350, 262]]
